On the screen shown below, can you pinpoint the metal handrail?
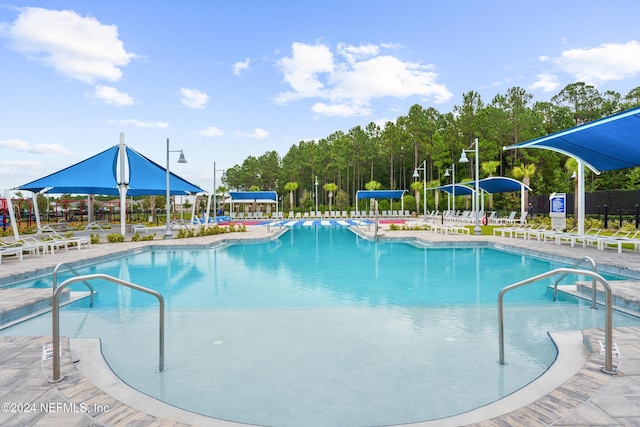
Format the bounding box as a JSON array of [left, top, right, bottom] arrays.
[[51, 273, 165, 382], [552, 257, 598, 308], [52, 263, 95, 308], [498, 267, 616, 374]]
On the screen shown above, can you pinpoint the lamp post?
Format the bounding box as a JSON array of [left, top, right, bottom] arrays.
[[412, 160, 427, 222], [212, 162, 225, 223], [459, 137, 481, 235], [444, 164, 456, 214], [314, 176, 319, 217], [165, 138, 187, 239]]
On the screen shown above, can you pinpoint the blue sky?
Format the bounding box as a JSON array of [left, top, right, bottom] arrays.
[[1, 1, 640, 195]]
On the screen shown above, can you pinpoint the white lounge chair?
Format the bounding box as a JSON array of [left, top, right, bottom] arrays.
[[597, 230, 635, 253], [0, 242, 25, 264]]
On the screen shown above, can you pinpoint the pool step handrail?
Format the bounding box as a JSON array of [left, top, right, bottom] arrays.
[[551, 256, 598, 309], [498, 267, 616, 375], [52, 262, 95, 308], [51, 273, 165, 382]]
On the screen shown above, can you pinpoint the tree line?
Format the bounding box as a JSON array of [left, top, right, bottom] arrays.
[[222, 82, 640, 213]]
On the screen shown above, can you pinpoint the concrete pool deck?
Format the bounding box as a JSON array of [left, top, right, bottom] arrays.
[[1, 223, 640, 426]]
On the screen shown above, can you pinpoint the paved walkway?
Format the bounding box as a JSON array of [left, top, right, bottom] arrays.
[[1, 223, 640, 426]]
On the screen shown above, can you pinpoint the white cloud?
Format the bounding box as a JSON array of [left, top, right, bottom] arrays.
[[4, 7, 137, 84], [91, 85, 134, 106], [0, 160, 43, 182], [275, 41, 452, 117], [337, 42, 380, 63], [0, 138, 74, 156], [244, 128, 269, 139], [180, 87, 209, 109], [554, 40, 640, 85], [0, 159, 41, 169], [198, 126, 225, 137], [107, 119, 169, 128], [275, 42, 335, 104], [529, 74, 560, 93], [233, 58, 250, 75], [312, 102, 371, 117]]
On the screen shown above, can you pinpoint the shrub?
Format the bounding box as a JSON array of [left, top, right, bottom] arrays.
[[90, 233, 101, 244], [106, 233, 124, 243]]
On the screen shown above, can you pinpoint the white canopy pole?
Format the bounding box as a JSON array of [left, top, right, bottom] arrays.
[[205, 193, 212, 225], [521, 183, 526, 219], [577, 158, 585, 235], [118, 133, 128, 236], [190, 195, 197, 226], [4, 189, 20, 240], [32, 192, 41, 230]]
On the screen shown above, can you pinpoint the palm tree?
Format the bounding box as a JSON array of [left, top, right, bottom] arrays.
[[324, 183, 338, 213], [512, 163, 536, 214], [481, 160, 500, 209], [427, 179, 440, 211], [284, 181, 298, 210], [410, 181, 423, 215]]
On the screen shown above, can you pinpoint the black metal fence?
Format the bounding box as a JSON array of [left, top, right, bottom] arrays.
[[530, 189, 640, 228]]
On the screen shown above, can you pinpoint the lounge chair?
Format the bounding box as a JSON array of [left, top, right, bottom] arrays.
[[494, 211, 516, 225], [513, 224, 546, 240], [493, 222, 530, 238], [132, 224, 150, 234], [573, 228, 604, 248], [597, 230, 636, 253], [0, 244, 24, 265], [34, 226, 91, 254]]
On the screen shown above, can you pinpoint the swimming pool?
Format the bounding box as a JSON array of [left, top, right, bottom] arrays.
[[3, 226, 640, 426]]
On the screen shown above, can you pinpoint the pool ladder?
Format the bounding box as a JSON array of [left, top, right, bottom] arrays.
[[50, 270, 165, 383], [52, 263, 96, 307], [498, 258, 616, 375]]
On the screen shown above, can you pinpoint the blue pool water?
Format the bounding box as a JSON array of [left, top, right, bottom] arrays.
[[3, 226, 640, 426]]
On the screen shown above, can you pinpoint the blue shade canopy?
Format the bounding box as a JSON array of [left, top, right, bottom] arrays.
[[17, 145, 204, 195], [18, 146, 119, 194], [504, 106, 640, 173], [437, 184, 474, 196], [229, 191, 277, 201], [356, 190, 406, 199], [477, 177, 530, 193]]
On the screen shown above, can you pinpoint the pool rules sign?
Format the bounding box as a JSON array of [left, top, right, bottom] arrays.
[[549, 193, 567, 231]]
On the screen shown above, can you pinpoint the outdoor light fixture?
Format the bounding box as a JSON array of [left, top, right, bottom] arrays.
[[412, 160, 427, 222], [213, 162, 225, 223], [459, 137, 481, 235], [165, 138, 187, 239]]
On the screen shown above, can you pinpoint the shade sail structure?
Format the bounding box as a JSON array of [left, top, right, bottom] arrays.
[[477, 177, 530, 194], [17, 145, 203, 196], [355, 190, 407, 214], [504, 106, 640, 235], [437, 184, 474, 196], [504, 106, 640, 173], [18, 146, 119, 195], [228, 191, 277, 201], [356, 190, 406, 199], [13, 135, 204, 237]]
